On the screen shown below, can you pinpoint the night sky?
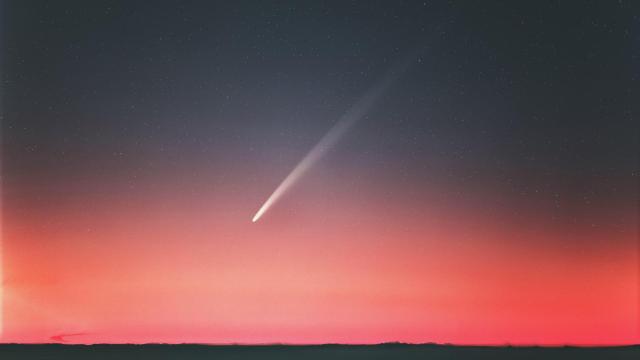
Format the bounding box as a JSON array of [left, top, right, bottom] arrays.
[[1, 1, 638, 345]]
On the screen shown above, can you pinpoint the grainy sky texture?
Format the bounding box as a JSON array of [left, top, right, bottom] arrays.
[[1, 1, 638, 345]]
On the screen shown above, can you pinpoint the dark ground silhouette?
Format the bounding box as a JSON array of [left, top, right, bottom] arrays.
[[0, 344, 638, 359]]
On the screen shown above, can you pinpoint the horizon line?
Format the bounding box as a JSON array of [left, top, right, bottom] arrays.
[[1, 341, 638, 348]]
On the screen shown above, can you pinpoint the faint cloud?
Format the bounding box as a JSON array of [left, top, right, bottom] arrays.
[[49, 332, 88, 343]]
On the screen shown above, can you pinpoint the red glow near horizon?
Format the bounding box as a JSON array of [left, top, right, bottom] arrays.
[[1, 166, 638, 345]]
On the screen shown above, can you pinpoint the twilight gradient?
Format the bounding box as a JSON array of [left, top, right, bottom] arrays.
[[1, 1, 638, 345]]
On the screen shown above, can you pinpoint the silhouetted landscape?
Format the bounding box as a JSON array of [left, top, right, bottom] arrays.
[[0, 343, 638, 359]]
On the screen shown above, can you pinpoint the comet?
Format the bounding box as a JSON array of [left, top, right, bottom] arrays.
[[252, 53, 417, 222]]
